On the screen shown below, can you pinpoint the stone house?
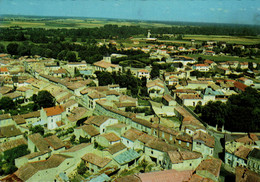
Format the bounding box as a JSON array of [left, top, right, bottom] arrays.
[[247, 148, 260, 174], [192, 130, 215, 157], [40, 105, 65, 130], [0, 113, 15, 126], [14, 154, 76, 182], [165, 150, 202, 171], [74, 124, 100, 142], [225, 145, 252, 168], [192, 157, 222, 182], [137, 69, 150, 80], [103, 142, 127, 158], [146, 78, 165, 98], [144, 139, 177, 166], [84, 115, 118, 134], [81, 153, 117, 174], [96, 132, 121, 147], [121, 129, 144, 149], [0, 125, 23, 142], [106, 123, 131, 137]]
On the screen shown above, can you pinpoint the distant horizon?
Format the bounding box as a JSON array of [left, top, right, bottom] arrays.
[[1, 14, 259, 27], [0, 0, 259, 25]]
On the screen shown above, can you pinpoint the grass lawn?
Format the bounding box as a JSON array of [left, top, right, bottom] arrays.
[[188, 53, 260, 63]]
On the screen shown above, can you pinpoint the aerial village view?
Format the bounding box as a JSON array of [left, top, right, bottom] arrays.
[[0, 0, 260, 182]]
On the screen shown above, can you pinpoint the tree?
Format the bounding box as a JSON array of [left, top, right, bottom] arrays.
[[0, 43, 6, 53], [7, 43, 19, 55], [36, 90, 55, 108], [57, 50, 67, 60], [150, 65, 160, 79], [29, 125, 45, 136], [66, 51, 77, 62], [0, 97, 15, 110]]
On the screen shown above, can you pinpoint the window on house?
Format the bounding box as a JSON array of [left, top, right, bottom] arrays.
[[197, 142, 201, 145], [187, 143, 189, 147], [151, 150, 153, 154], [178, 140, 181, 145], [190, 163, 192, 166]]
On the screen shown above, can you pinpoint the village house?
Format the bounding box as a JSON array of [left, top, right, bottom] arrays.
[[165, 150, 202, 171], [191, 157, 222, 182], [225, 145, 252, 168], [247, 148, 260, 174], [234, 81, 248, 93], [0, 113, 15, 126], [96, 132, 121, 147], [0, 67, 10, 75], [93, 57, 120, 72], [146, 78, 165, 98], [144, 138, 177, 166], [192, 64, 211, 72], [14, 154, 76, 182], [103, 142, 127, 158], [84, 115, 118, 134], [0, 125, 23, 142], [137, 69, 150, 80], [40, 105, 66, 130], [113, 149, 141, 171], [121, 129, 144, 149], [238, 77, 254, 86], [235, 166, 260, 182], [27, 133, 50, 153], [81, 153, 117, 174], [0, 138, 27, 155], [74, 124, 100, 142], [192, 130, 215, 157], [106, 123, 131, 136]]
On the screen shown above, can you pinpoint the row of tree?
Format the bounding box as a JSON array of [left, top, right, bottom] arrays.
[[195, 87, 260, 132]]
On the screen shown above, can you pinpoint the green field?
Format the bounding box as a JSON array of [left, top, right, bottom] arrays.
[[0, 18, 173, 29], [183, 34, 260, 45], [188, 53, 260, 63]]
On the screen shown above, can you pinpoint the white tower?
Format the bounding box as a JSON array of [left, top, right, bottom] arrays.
[[147, 30, 151, 38]]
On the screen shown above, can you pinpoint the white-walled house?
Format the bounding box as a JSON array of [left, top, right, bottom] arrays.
[[147, 78, 165, 98], [192, 130, 215, 157], [84, 115, 118, 134], [192, 64, 211, 72], [165, 150, 202, 171], [40, 105, 65, 130]]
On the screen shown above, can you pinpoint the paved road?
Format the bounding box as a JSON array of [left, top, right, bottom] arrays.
[[208, 129, 225, 159]]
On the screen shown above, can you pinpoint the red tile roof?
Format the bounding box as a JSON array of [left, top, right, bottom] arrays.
[[234, 81, 248, 92], [43, 105, 64, 117], [0, 67, 9, 72], [138, 169, 193, 182]]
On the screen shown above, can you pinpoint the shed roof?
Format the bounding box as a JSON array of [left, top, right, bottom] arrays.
[[114, 149, 140, 165]]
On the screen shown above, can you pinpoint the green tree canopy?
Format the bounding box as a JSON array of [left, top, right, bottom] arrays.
[[36, 90, 55, 108], [29, 125, 45, 136], [7, 43, 19, 55], [150, 65, 160, 79], [198, 87, 260, 132], [0, 97, 15, 110]]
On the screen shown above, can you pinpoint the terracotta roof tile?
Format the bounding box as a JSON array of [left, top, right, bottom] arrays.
[[44, 135, 65, 150], [193, 131, 215, 148], [195, 158, 222, 178], [43, 105, 64, 117], [101, 132, 121, 142], [81, 153, 111, 168]]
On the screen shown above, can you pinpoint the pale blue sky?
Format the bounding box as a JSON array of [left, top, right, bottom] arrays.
[[0, 0, 260, 25]]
